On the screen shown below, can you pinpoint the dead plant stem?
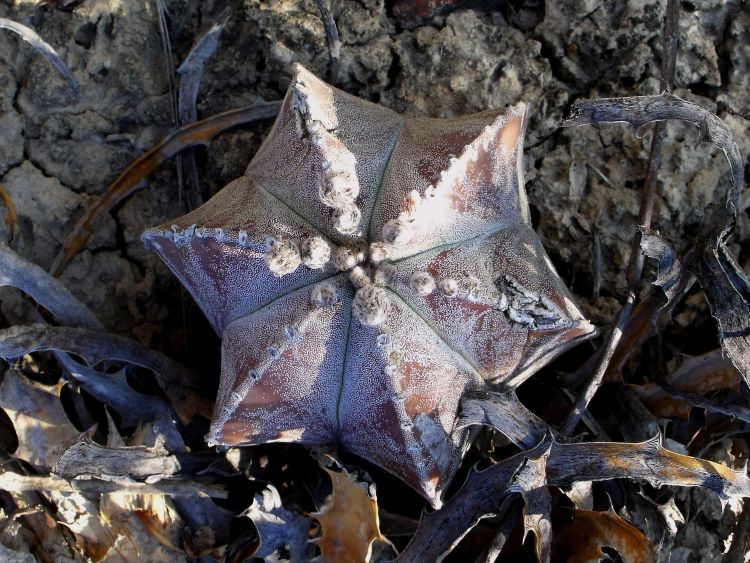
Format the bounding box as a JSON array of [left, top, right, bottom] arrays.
[[562, 0, 679, 436]]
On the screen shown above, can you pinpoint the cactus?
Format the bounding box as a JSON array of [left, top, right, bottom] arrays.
[[143, 64, 596, 508]]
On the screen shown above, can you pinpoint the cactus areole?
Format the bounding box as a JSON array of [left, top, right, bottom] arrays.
[[143, 64, 596, 508]]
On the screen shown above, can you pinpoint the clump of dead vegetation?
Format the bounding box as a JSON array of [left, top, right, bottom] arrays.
[[0, 1, 749, 561]]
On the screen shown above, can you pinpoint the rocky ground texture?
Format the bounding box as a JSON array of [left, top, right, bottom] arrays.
[[0, 0, 748, 561]]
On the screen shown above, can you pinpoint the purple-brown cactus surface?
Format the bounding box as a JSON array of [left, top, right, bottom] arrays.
[[143, 64, 596, 507]]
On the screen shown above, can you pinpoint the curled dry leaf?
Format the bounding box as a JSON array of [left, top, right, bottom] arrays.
[[561, 93, 744, 216], [458, 389, 551, 449], [0, 17, 79, 96], [177, 8, 230, 125], [0, 324, 211, 422], [312, 458, 396, 562], [51, 101, 281, 277], [242, 485, 313, 562], [0, 369, 80, 470], [634, 349, 740, 419], [0, 243, 103, 330], [691, 226, 750, 384], [555, 509, 656, 563], [638, 228, 683, 305]]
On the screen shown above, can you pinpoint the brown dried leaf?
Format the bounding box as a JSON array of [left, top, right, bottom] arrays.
[[555, 509, 656, 563], [51, 102, 281, 277], [634, 350, 740, 419], [0, 370, 80, 470], [312, 459, 396, 562], [0, 184, 17, 243]]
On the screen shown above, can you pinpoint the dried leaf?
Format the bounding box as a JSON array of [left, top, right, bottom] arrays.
[[458, 389, 550, 449], [508, 445, 552, 563], [0, 18, 79, 96], [311, 0, 341, 83], [400, 435, 750, 562], [53, 438, 211, 483], [242, 485, 313, 562], [177, 8, 229, 124], [51, 101, 281, 276], [0, 324, 211, 422], [555, 509, 656, 563], [638, 228, 683, 304], [562, 93, 743, 216], [692, 227, 750, 384], [0, 370, 80, 470], [0, 184, 17, 243], [54, 352, 184, 450], [312, 458, 396, 562], [0, 244, 103, 330]]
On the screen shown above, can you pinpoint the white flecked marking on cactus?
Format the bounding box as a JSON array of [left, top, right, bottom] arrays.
[[238, 230, 249, 246]]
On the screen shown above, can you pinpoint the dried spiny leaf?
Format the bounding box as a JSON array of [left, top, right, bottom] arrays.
[[692, 226, 750, 385], [508, 445, 552, 563], [243, 485, 313, 562], [458, 389, 551, 449], [555, 509, 656, 563], [0, 324, 211, 422], [0, 370, 80, 470], [562, 93, 744, 216], [400, 435, 750, 562], [312, 459, 395, 562]]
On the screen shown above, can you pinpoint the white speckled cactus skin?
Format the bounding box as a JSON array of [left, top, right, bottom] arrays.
[[142, 64, 596, 508]]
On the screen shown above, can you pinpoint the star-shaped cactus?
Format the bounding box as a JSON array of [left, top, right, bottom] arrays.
[[143, 64, 595, 507]]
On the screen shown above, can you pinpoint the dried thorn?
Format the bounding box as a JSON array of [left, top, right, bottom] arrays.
[[0, 17, 80, 97], [51, 101, 281, 276]]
